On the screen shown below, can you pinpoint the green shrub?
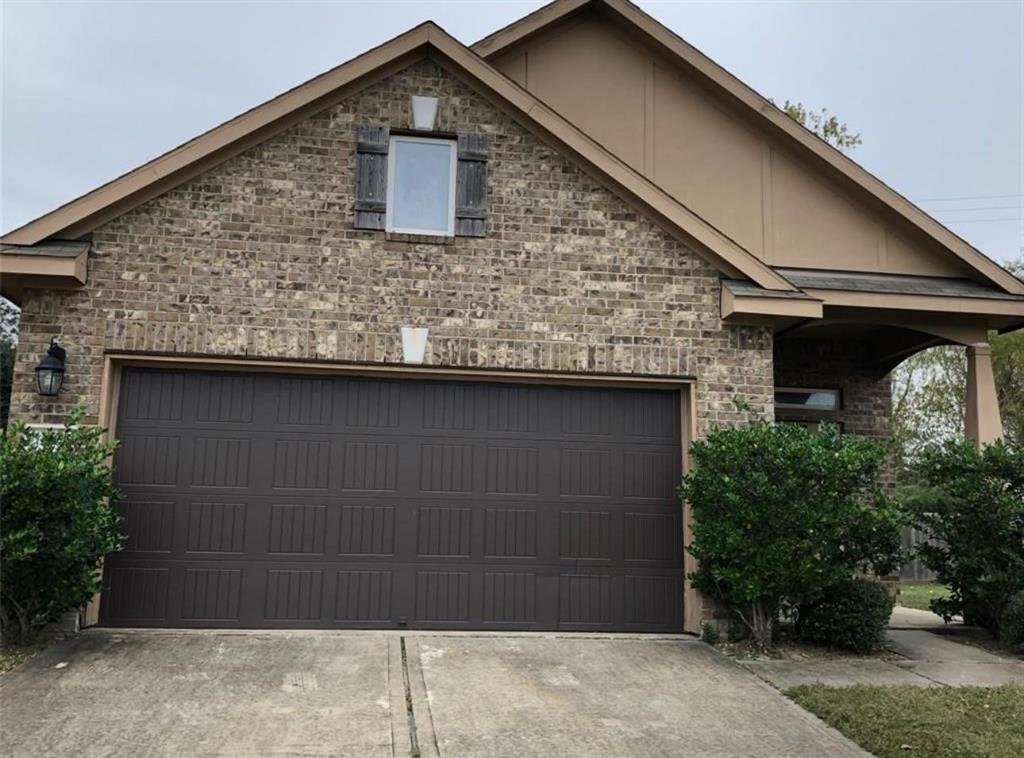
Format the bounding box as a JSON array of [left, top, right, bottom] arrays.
[[799, 578, 894, 653], [901, 439, 1024, 634], [0, 409, 122, 643], [1001, 591, 1024, 653], [679, 420, 903, 649], [0, 339, 14, 428], [700, 621, 720, 646]]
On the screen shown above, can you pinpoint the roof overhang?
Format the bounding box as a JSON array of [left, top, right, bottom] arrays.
[[723, 267, 1024, 336], [804, 289, 1024, 320], [473, 0, 1024, 297], [0, 28, 433, 247], [0, 241, 89, 303], [721, 280, 822, 323], [0, 21, 795, 293]]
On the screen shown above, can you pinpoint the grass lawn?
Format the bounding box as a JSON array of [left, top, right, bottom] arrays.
[[788, 684, 1024, 758], [899, 581, 949, 611]]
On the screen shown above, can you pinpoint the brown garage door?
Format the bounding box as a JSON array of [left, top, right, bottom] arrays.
[[101, 368, 683, 631]]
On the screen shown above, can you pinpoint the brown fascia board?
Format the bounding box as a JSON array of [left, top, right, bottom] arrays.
[[804, 288, 1024, 319], [473, 0, 592, 56], [424, 28, 794, 291], [0, 249, 87, 282], [472, 0, 1024, 297], [0, 24, 435, 246], [720, 287, 824, 321], [722, 275, 1024, 328], [0, 21, 795, 292], [0, 247, 89, 303]]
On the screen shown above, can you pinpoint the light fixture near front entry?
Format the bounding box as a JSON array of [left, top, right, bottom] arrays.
[[34, 338, 67, 396]]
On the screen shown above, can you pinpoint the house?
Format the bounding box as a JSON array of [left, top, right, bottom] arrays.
[[2, 0, 1021, 634]]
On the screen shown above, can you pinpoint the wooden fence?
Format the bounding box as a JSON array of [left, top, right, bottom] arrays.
[[900, 526, 939, 582]]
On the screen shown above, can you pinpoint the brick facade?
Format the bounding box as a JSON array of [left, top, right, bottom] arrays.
[[11, 60, 775, 431], [774, 338, 893, 439], [774, 337, 899, 600]]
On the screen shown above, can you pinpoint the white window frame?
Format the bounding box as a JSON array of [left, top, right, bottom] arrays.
[[385, 134, 458, 237]]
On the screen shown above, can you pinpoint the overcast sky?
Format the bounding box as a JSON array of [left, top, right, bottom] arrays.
[[2, 0, 1021, 265]]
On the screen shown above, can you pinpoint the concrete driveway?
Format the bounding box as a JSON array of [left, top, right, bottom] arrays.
[[0, 630, 865, 757]]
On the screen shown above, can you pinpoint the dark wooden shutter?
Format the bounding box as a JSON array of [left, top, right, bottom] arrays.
[[354, 126, 389, 230], [455, 133, 487, 237]]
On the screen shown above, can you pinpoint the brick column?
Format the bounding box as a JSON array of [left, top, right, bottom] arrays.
[[965, 343, 1003, 446]]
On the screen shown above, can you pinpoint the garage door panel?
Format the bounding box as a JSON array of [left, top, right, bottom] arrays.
[[414, 570, 472, 623], [271, 439, 332, 491], [120, 370, 185, 423], [624, 389, 681, 440], [339, 441, 400, 491], [624, 511, 682, 564], [483, 571, 538, 625], [484, 384, 540, 434], [483, 507, 538, 558], [115, 499, 175, 554], [418, 443, 475, 493], [335, 569, 395, 623], [103, 368, 684, 631], [101, 562, 683, 631], [191, 436, 252, 489], [181, 567, 245, 622], [276, 375, 335, 426], [337, 504, 396, 556], [559, 510, 613, 561], [184, 501, 248, 555], [104, 566, 171, 622], [196, 373, 256, 423], [624, 450, 680, 500], [624, 575, 683, 628], [560, 389, 616, 437], [114, 434, 181, 487], [422, 381, 477, 430], [344, 379, 402, 428], [558, 573, 618, 627]]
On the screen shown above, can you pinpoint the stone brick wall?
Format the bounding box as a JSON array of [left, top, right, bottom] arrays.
[[11, 59, 773, 430], [773, 338, 892, 439], [774, 336, 899, 598]]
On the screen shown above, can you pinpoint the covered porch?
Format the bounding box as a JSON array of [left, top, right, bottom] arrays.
[[724, 267, 1024, 444]]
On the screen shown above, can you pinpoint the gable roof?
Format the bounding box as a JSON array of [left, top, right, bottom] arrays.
[[0, 21, 796, 292], [473, 0, 1024, 296]]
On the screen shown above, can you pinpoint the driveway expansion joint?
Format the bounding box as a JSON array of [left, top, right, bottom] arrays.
[[400, 637, 421, 758]]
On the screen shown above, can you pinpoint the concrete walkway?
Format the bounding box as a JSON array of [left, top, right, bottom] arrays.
[[889, 605, 955, 629], [744, 607, 1024, 690]]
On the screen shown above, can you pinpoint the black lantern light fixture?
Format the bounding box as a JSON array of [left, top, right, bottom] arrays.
[[34, 339, 67, 396]]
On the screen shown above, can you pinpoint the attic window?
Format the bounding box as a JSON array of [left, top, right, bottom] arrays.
[[386, 135, 457, 236]]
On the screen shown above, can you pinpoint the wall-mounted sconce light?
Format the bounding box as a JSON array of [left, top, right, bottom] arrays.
[[401, 327, 429, 364], [34, 339, 67, 396], [410, 95, 439, 130]]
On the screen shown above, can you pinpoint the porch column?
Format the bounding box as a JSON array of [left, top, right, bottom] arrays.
[[964, 343, 1002, 446]]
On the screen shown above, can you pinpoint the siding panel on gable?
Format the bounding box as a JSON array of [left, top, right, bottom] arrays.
[[489, 12, 973, 278]]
